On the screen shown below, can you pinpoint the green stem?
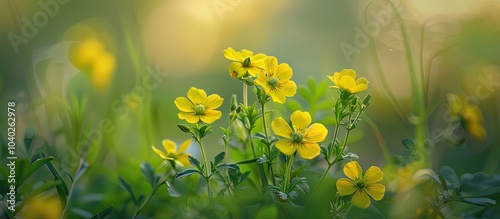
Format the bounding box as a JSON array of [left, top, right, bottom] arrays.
[[60, 159, 84, 219], [247, 129, 268, 189], [364, 1, 410, 131], [363, 115, 392, 164], [385, 0, 427, 160], [132, 184, 159, 219], [243, 83, 248, 107], [283, 155, 295, 193], [342, 203, 353, 219], [261, 102, 276, 185], [197, 139, 212, 200], [309, 124, 340, 198]]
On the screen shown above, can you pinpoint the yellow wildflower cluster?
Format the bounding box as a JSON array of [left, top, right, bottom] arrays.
[[69, 38, 116, 89], [447, 94, 486, 140]]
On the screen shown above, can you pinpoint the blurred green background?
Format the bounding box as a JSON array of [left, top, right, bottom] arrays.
[[1, 0, 500, 217]]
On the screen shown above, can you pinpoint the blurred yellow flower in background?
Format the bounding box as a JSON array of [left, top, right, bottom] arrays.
[[327, 69, 368, 94], [224, 47, 266, 78], [255, 56, 297, 103], [69, 38, 116, 90], [174, 87, 223, 124], [152, 139, 191, 167], [336, 161, 385, 209], [271, 110, 328, 159], [21, 196, 61, 219], [447, 94, 486, 140]]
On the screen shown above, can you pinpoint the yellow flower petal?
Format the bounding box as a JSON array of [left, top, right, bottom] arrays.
[[326, 75, 336, 85], [338, 76, 356, 90], [201, 109, 222, 124], [178, 139, 191, 154], [275, 139, 297, 155], [269, 90, 286, 104], [304, 123, 328, 143], [352, 190, 371, 209], [265, 56, 279, 75], [290, 110, 312, 132], [297, 142, 320, 159], [241, 49, 254, 57], [187, 87, 207, 104], [349, 84, 367, 93], [466, 122, 486, 140], [333, 72, 342, 84], [356, 77, 369, 85], [279, 81, 297, 97], [252, 53, 267, 66], [342, 69, 357, 79], [272, 117, 293, 138], [364, 166, 384, 184], [204, 94, 223, 110], [247, 66, 263, 77], [151, 145, 167, 159], [174, 97, 194, 112], [224, 47, 243, 62], [176, 154, 190, 167], [162, 140, 177, 154], [344, 161, 363, 180], [277, 63, 293, 82], [365, 183, 385, 201], [178, 112, 200, 123], [228, 62, 246, 78], [336, 178, 357, 196]]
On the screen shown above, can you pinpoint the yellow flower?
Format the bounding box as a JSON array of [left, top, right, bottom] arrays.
[[447, 94, 486, 140], [174, 87, 223, 124], [69, 38, 116, 90], [336, 161, 385, 209], [152, 139, 191, 167], [224, 47, 266, 78], [271, 110, 328, 159], [21, 196, 61, 219], [327, 69, 368, 94], [255, 56, 297, 103]]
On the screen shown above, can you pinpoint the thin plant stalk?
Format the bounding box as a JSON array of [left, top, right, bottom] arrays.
[[247, 129, 269, 189], [385, 0, 427, 160], [261, 102, 276, 185], [283, 155, 295, 193], [197, 139, 212, 200]]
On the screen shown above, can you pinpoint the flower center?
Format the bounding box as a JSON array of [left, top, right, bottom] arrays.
[[292, 132, 303, 143], [268, 77, 279, 88], [243, 57, 251, 67], [356, 180, 366, 189], [195, 105, 206, 115]]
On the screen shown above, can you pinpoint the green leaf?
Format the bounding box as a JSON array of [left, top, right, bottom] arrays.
[[24, 128, 36, 155], [118, 177, 137, 205], [21, 156, 54, 185], [175, 169, 202, 179], [140, 162, 156, 188], [90, 205, 114, 219], [314, 80, 329, 101], [188, 155, 202, 171], [177, 124, 191, 133], [41, 152, 69, 208], [217, 163, 240, 171], [316, 100, 333, 110], [461, 172, 500, 196], [214, 152, 225, 167], [307, 77, 317, 92], [166, 181, 181, 197], [298, 86, 311, 102], [254, 205, 279, 219], [286, 99, 303, 112], [462, 197, 496, 206], [235, 158, 259, 165], [74, 161, 89, 182], [440, 166, 460, 190]]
